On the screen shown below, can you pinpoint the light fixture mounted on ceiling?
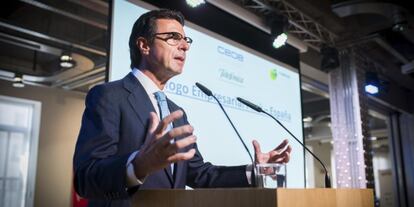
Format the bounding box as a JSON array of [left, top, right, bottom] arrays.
[[60, 52, 75, 68], [365, 72, 380, 95], [320, 44, 340, 72], [269, 13, 289, 49], [186, 0, 205, 8], [13, 73, 25, 88], [303, 116, 313, 122]]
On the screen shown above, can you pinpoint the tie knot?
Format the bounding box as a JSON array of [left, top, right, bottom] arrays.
[[154, 91, 167, 102]]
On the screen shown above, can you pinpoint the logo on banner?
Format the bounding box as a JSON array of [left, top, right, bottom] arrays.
[[219, 68, 244, 85], [217, 46, 244, 62], [269, 69, 278, 80]]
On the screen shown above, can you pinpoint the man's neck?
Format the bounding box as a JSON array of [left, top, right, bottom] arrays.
[[139, 69, 165, 90]]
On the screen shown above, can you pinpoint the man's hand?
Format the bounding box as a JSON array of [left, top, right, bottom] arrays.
[[133, 110, 197, 179], [253, 139, 292, 164]]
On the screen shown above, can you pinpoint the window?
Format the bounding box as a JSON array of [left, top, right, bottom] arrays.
[[0, 95, 40, 207]]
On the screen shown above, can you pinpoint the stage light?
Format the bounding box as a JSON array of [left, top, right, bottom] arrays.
[[303, 116, 313, 122], [365, 72, 380, 95], [60, 53, 75, 68], [321, 44, 339, 72], [269, 14, 288, 49], [365, 84, 379, 95], [186, 0, 205, 8], [13, 74, 24, 88], [369, 136, 377, 141], [273, 33, 288, 48]]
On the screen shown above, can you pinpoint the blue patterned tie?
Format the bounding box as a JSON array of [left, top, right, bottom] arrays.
[[154, 91, 173, 131], [154, 91, 174, 173]]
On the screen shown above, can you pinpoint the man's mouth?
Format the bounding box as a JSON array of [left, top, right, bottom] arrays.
[[174, 56, 185, 62]]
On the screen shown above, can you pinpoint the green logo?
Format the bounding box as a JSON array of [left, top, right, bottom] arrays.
[[269, 69, 278, 80]]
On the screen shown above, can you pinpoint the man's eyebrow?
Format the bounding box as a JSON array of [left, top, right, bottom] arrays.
[[157, 32, 185, 36]]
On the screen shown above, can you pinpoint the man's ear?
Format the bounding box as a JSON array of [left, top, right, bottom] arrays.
[[137, 37, 150, 55]]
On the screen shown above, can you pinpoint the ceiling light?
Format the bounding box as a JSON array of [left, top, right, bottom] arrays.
[[13, 76, 22, 82], [273, 33, 288, 48], [269, 13, 288, 49], [186, 0, 205, 8], [369, 136, 377, 141], [392, 12, 407, 32], [60, 53, 75, 68], [365, 72, 380, 95], [365, 84, 379, 95], [12, 74, 24, 88], [303, 116, 313, 122], [60, 61, 74, 68]]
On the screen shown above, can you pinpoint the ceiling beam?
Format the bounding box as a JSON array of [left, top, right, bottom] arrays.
[[67, 0, 108, 16], [20, 0, 107, 30], [0, 32, 62, 56], [0, 22, 106, 56]]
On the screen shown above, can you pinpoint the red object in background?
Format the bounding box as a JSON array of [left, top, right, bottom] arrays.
[[72, 186, 88, 207], [72, 171, 88, 207]]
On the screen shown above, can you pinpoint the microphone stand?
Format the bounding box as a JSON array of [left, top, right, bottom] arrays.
[[237, 97, 331, 188], [195, 83, 256, 186]]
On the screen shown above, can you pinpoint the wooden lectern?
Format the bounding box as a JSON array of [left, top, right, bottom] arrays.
[[132, 188, 373, 207]]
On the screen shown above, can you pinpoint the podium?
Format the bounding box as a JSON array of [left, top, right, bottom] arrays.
[[132, 188, 373, 207]]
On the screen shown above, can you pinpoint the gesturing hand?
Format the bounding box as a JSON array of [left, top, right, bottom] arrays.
[[253, 139, 292, 164], [133, 110, 197, 179]]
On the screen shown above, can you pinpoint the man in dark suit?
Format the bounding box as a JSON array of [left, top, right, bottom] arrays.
[[73, 9, 292, 206]]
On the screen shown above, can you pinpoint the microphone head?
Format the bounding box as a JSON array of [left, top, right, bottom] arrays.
[[237, 97, 263, 112], [195, 82, 213, 96]]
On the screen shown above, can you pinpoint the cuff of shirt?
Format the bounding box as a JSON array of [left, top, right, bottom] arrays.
[[126, 151, 147, 187], [246, 164, 253, 185]]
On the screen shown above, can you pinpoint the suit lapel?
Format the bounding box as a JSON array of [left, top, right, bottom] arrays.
[[123, 73, 155, 144]]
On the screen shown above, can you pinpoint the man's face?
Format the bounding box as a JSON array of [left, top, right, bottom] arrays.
[[144, 19, 190, 82]]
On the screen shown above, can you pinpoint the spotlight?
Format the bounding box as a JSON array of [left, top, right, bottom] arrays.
[[13, 74, 24, 88], [365, 72, 380, 95], [392, 12, 407, 32], [303, 116, 313, 122], [273, 33, 288, 48], [60, 53, 75, 68], [269, 14, 288, 49], [365, 84, 379, 95], [321, 44, 339, 72], [186, 0, 205, 8], [369, 136, 377, 141]]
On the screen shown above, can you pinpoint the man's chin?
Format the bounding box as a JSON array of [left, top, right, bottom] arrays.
[[163, 69, 182, 80], [171, 67, 183, 75]]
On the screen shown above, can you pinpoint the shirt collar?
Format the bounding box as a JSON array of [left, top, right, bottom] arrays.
[[131, 68, 162, 95]]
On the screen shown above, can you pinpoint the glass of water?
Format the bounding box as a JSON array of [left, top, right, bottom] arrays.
[[255, 163, 286, 188]]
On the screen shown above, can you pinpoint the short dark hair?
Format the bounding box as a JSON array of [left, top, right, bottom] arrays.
[[129, 9, 185, 69]]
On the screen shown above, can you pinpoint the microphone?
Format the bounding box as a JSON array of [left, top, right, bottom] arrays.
[[237, 97, 332, 188], [195, 83, 254, 164], [195, 82, 213, 96]]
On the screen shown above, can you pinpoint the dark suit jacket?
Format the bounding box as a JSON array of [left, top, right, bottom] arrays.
[[73, 73, 250, 207]]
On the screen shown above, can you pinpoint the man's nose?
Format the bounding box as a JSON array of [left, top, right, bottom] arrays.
[[178, 40, 190, 51]]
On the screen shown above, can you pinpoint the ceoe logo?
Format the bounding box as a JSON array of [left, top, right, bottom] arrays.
[[217, 46, 244, 62]]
